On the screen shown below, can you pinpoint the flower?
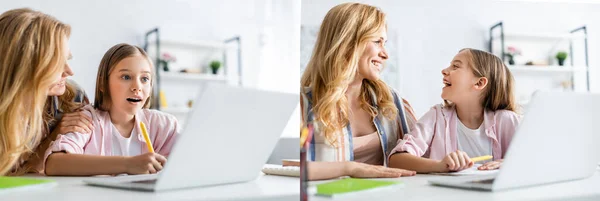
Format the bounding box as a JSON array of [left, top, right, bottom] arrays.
[[505, 46, 521, 57], [161, 53, 176, 63]]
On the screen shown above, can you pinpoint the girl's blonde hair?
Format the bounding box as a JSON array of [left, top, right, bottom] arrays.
[[454, 48, 517, 112], [300, 3, 397, 145], [0, 8, 71, 175], [94, 43, 153, 111]]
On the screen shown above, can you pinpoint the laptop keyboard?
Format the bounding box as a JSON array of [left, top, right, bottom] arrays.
[[470, 178, 495, 184], [131, 179, 157, 184]]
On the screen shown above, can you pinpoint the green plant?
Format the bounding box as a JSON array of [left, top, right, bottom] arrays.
[[556, 51, 568, 60], [210, 60, 221, 71]]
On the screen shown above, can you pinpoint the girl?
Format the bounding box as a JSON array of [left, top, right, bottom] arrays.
[[44, 43, 179, 176], [301, 2, 417, 180], [388, 48, 520, 173], [0, 8, 75, 175]]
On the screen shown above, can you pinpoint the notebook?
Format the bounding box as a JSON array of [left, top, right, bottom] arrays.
[[261, 164, 300, 177], [431, 164, 499, 176], [0, 177, 56, 194], [313, 178, 403, 197]]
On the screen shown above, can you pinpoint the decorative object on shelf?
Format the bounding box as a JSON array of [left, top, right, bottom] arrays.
[[525, 61, 534, 65], [556, 51, 568, 66], [159, 53, 176, 72], [210, 60, 221, 75], [179, 68, 201, 74], [159, 90, 168, 108], [187, 100, 193, 108], [503, 46, 521, 65]]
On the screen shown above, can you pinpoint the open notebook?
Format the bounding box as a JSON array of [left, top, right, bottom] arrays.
[[431, 164, 499, 176], [0, 177, 56, 194], [261, 164, 300, 177]]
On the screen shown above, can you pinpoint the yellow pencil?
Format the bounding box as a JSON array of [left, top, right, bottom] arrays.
[[300, 127, 308, 147], [140, 122, 154, 153], [471, 155, 493, 163]]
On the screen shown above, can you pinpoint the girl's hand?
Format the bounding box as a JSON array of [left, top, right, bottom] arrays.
[[439, 150, 473, 172], [345, 161, 416, 178], [55, 110, 94, 135], [125, 153, 167, 174], [478, 159, 503, 170]]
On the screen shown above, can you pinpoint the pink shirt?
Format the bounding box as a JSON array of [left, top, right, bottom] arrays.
[[43, 105, 180, 169], [390, 104, 520, 161]]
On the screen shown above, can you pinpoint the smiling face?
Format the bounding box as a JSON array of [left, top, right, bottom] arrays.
[[48, 36, 73, 96], [441, 50, 486, 105], [356, 27, 388, 81], [107, 55, 152, 116]]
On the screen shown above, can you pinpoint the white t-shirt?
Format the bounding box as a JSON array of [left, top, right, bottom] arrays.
[[457, 119, 491, 162], [111, 125, 142, 156]]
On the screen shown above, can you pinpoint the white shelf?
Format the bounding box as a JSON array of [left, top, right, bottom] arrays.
[[159, 72, 228, 82], [508, 65, 586, 73], [492, 31, 586, 40], [147, 39, 235, 50], [160, 107, 190, 115]]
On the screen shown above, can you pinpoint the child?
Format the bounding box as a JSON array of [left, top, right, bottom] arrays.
[[44, 43, 179, 176], [388, 48, 520, 173]]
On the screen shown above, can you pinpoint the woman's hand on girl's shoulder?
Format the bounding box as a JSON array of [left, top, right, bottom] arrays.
[[55, 110, 94, 135], [344, 161, 416, 178]]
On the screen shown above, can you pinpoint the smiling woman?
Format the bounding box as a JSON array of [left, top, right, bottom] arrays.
[[0, 8, 82, 176], [300, 2, 418, 181]]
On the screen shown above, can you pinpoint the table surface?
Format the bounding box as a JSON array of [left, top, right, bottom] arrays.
[[5, 167, 600, 201]]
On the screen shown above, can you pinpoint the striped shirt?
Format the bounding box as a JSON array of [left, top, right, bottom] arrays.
[[301, 86, 417, 167]]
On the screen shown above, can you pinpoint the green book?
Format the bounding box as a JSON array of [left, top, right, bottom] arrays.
[[315, 178, 403, 197], [0, 177, 56, 193]]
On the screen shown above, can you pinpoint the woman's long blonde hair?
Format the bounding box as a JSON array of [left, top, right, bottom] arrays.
[[446, 48, 517, 112], [301, 3, 397, 145], [0, 8, 71, 175]]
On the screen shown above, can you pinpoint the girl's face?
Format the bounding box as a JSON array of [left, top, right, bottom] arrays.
[[108, 55, 152, 115], [357, 27, 388, 81], [48, 37, 74, 96], [441, 50, 485, 104]]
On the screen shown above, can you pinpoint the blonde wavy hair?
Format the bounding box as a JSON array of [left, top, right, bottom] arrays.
[[301, 3, 397, 145], [445, 48, 517, 112], [0, 8, 71, 175]]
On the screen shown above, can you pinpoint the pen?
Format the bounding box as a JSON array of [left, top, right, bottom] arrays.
[[140, 122, 155, 153]]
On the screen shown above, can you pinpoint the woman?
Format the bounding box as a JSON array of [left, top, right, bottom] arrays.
[[301, 2, 418, 180], [0, 8, 92, 175]]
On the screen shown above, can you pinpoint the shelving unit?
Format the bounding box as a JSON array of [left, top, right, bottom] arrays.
[[488, 21, 590, 108], [142, 28, 242, 121]]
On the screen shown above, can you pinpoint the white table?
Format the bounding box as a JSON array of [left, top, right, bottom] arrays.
[[309, 168, 600, 201], [7, 168, 600, 201], [4, 173, 299, 201]]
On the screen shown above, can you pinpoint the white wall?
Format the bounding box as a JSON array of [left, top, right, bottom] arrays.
[[302, 0, 600, 117], [1, 0, 299, 95], [1, 0, 300, 137]]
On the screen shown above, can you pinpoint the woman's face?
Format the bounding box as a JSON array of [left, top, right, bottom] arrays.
[[357, 27, 388, 81], [48, 37, 73, 96]]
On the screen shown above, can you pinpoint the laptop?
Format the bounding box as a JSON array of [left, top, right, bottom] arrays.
[[83, 83, 299, 191], [428, 91, 600, 191]]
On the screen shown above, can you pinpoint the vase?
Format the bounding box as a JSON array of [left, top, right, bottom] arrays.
[[508, 57, 515, 65], [558, 59, 565, 66], [211, 68, 219, 74]]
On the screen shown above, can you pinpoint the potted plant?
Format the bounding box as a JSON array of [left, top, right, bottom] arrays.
[[210, 60, 221, 75], [503, 46, 521, 65], [556, 51, 568, 66], [159, 53, 176, 71]]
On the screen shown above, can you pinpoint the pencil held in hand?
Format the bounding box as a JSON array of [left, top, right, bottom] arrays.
[[471, 155, 493, 163], [140, 122, 155, 153]]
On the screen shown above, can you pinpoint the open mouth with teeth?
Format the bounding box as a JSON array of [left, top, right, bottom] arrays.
[[371, 60, 382, 69], [127, 98, 143, 103], [443, 80, 452, 87]]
